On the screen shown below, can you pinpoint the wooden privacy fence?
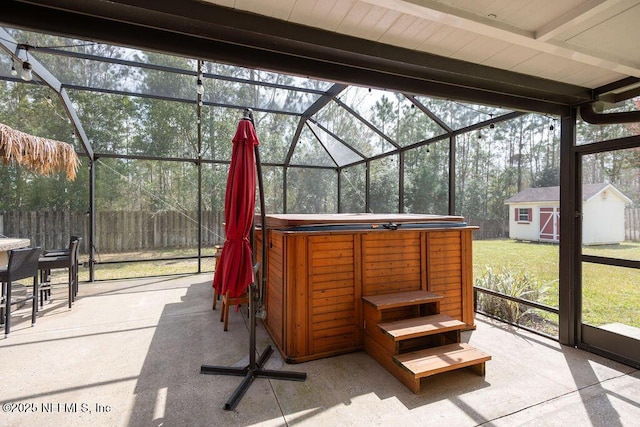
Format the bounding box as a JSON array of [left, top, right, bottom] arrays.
[[4, 208, 638, 251], [625, 207, 640, 242], [464, 218, 507, 240], [0, 210, 226, 253]]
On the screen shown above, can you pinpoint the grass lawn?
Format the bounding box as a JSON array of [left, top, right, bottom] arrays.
[[473, 239, 640, 328], [47, 248, 217, 282], [45, 240, 639, 329]]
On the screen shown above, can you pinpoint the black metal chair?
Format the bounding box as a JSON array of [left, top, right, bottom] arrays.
[[38, 238, 80, 309], [0, 247, 41, 337], [42, 235, 81, 258], [39, 236, 81, 283]]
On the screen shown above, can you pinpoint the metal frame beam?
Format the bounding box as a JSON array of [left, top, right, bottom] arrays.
[[0, 26, 99, 280], [0, 27, 93, 159], [1, 0, 592, 114], [334, 99, 401, 150], [307, 119, 367, 162], [34, 46, 329, 95], [558, 107, 578, 346], [283, 83, 347, 168]]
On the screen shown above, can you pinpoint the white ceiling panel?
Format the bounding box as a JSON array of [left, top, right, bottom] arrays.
[[541, 0, 639, 42], [360, 7, 403, 41], [569, 67, 627, 89], [481, 44, 540, 70], [288, 0, 357, 31], [208, 0, 234, 8], [335, 2, 378, 36], [234, 0, 296, 19], [563, 3, 640, 67], [381, 15, 442, 50], [511, 52, 594, 84], [449, 34, 513, 65], [437, 0, 589, 32], [420, 27, 478, 58], [203, 0, 640, 92]]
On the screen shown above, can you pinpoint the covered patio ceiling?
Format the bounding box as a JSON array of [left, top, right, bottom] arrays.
[[2, 0, 640, 116], [1, 0, 639, 372]]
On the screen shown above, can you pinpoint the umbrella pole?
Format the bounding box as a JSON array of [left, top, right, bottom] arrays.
[[201, 283, 306, 410], [201, 109, 306, 411]]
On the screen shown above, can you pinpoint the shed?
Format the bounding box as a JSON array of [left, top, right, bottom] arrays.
[[505, 183, 632, 245]]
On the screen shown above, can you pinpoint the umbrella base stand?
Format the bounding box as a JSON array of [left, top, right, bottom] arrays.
[[201, 345, 306, 410], [200, 285, 306, 411]]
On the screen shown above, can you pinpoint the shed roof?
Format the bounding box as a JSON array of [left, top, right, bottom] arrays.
[[505, 183, 628, 204]]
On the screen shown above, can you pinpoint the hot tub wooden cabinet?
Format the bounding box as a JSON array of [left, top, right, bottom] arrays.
[[256, 214, 478, 364]]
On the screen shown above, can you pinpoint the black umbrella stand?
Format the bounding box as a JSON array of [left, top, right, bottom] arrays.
[[200, 109, 306, 411]]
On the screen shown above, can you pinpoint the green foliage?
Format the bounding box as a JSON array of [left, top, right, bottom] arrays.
[[474, 240, 640, 329], [2, 29, 639, 230], [475, 266, 550, 324], [287, 168, 337, 213], [404, 140, 449, 214], [455, 113, 563, 226], [369, 156, 399, 212], [340, 165, 366, 212]]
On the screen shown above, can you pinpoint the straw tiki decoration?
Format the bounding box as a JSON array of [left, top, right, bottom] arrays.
[[0, 122, 79, 180]]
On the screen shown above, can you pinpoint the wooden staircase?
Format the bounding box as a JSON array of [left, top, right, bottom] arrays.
[[362, 290, 490, 393]]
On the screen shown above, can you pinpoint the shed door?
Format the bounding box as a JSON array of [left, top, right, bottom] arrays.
[[539, 207, 559, 242]]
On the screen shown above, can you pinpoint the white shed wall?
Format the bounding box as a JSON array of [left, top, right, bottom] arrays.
[[582, 193, 627, 245], [509, 203, 544, 241]]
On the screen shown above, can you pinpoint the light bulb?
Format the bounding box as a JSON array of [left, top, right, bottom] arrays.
[[197, 79, 204, 95], [10, 63, 18, 76], [20, 62, 32, 81]]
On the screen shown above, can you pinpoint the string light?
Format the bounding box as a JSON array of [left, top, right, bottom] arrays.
[[3, 38, 102, 83], [20, 61, 33, 81], [10, 44, 33, 81], [196, 60, 204, 96], [197, 78, 204, 95]]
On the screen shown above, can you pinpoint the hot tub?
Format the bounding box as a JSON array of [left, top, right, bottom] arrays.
[[256, 214, 478, 363]]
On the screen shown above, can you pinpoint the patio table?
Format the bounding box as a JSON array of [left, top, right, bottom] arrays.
[[0, 238, 31, 267]]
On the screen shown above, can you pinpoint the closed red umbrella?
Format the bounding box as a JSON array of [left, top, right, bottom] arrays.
[[202, 109, 306, 411], [212, 117, 258, 298]]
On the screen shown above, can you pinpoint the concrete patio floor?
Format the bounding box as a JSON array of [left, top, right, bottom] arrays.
[[1, 274, 638, 426]]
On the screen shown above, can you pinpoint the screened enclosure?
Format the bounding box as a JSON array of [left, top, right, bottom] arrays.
[[1, 25, 639, 286]]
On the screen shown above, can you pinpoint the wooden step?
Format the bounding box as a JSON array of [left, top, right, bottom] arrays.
[[362, 290, 443, 310], [394, 343, 491, 379], [378, 314, 466, 341]]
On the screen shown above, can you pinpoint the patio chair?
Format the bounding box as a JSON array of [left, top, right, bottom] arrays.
[[219, 263, 258, 331], [40, 236, 81, 283], [42, 235, 81, 258], [38, 238, 80, 309], [219, 291, 250, 331], [0, 247, 41, 337]]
